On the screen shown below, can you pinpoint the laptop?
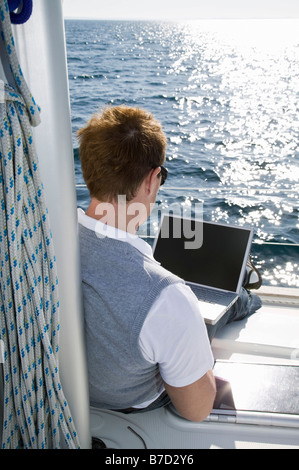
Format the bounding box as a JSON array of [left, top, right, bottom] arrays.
[[152, 214, 253, 325], [206, 360, 299, 428]]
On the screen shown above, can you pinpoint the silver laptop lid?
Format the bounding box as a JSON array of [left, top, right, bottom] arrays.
[[207, 361, 299, 427], [153, 214, 253, 294]]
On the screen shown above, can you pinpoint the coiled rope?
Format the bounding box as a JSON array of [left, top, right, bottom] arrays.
[[0, 0, 80, 448], [8, 0, 32, 25]]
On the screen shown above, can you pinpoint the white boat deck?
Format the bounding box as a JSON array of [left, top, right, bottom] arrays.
[[90, 287, 299, 449], [212, 286, 299, 365]]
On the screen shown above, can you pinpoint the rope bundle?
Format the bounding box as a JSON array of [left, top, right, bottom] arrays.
[[8, 0, 33, 25], [0, 0, 80, 448]]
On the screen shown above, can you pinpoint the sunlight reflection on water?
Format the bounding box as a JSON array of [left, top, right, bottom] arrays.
[[67, 19, 299, 286]]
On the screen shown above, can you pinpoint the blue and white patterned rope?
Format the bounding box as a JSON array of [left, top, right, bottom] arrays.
[[0, 0, 80, 448]]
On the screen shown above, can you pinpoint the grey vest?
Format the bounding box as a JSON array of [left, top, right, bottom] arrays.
[[79, 223, 183, 409]]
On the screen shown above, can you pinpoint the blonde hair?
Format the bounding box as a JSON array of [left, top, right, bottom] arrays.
[[77, 105, 167, 201]]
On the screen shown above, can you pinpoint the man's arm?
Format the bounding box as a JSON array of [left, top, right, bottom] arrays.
[[163, 369, 216, 422]]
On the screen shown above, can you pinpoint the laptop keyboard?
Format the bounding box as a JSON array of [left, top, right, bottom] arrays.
[[188, 283, 237, 306]]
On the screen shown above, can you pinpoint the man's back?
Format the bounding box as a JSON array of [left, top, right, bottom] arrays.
[[79, 222, 182, 409]]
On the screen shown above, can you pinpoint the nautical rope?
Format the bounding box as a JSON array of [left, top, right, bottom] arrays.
[[0, 0, 80, 448], [8, 0, 32, 25]]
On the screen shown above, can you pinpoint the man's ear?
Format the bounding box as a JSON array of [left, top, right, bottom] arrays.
[[147, 167, 161, 195]]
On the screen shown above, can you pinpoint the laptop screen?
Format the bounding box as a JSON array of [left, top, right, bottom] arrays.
[[153, 215, 252, 292]]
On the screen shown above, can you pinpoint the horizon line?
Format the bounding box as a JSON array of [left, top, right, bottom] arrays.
[[64, 16, 299, 21]]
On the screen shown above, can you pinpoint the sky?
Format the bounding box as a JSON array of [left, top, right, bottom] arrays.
[[62, 0, 299, 20]]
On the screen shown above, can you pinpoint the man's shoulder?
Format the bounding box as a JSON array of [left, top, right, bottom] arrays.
[[143, 254, 185, 287], [157, 282, 198, 309]]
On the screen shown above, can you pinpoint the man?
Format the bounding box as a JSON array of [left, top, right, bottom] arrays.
[[77, 106, 260, 421]]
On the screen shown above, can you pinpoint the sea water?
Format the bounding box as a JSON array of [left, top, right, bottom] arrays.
[[64, 19, 299, 287]]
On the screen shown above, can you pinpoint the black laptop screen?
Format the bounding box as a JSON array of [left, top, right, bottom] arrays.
[[153, 215, 251, 292]]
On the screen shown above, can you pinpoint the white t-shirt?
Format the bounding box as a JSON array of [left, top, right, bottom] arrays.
[[78, 208, 214, 408]]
